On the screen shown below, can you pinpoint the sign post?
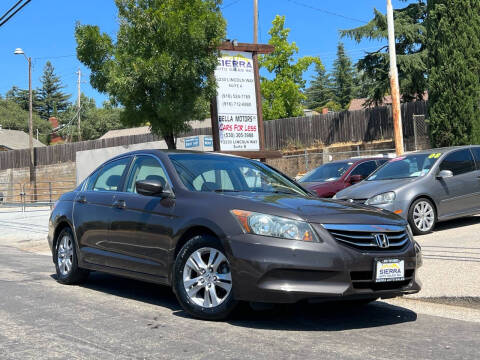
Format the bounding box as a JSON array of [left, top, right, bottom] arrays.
[[210, 42, 280, 160]]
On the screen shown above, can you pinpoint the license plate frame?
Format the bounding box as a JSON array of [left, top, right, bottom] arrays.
[[374, 258, 405, 283]]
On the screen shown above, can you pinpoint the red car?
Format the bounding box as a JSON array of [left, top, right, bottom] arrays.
[[298, 158, 388, 198]]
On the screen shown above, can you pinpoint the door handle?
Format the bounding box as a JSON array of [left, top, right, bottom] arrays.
[[76, 196, 87, 204], [113, 199, 126, 209]]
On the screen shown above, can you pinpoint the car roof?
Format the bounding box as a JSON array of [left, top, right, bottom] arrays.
[[107, 149, 243, 162], [325, 157, 386, 165], [406, 145, 475, 156]]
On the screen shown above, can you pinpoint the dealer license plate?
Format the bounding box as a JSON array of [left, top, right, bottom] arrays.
[[375, 259, 405, 282]]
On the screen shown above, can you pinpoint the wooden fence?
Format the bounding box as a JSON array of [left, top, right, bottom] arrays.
[[264, 101, 427, 150], [0, 127, 211, 171], [0, 101, 427, 171]]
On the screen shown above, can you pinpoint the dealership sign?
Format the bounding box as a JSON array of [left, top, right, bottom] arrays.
[[214, 51, 260, 151]]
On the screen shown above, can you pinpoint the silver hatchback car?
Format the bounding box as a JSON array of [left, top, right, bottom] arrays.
[[334, 146, 480, 234]]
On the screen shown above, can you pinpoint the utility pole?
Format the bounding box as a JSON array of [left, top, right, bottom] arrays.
[[253, 0, 258, 43], [77, 69, 82, 142], [387, 0, 404, 155]]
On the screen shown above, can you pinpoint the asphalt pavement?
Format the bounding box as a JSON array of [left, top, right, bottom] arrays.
[[1, 208, 480, 359]]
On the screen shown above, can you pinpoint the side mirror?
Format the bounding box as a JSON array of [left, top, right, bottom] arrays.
[[136, 179, 167, 197], [437, 170, 453, 179], [349, 174, 364, 184]]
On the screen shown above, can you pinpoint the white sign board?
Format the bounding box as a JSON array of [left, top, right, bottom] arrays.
[[214, 50, 260, 151]]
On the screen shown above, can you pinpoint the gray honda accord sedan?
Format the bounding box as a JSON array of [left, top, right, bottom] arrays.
[[334, 146, 480, 235], [49, 150, 421, 320]]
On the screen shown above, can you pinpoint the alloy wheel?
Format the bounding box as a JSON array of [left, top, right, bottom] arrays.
[[412, 200, 435, 232], [182, 247, 232, 308], [57, 234, 74, 276]]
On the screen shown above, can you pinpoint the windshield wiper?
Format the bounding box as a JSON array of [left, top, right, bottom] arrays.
[[214, 189, 242, 193]]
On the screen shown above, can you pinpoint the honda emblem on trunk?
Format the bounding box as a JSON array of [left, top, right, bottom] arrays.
[[374, 233, 390, 248]]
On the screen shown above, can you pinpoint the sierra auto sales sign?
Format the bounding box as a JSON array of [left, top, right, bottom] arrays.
[[214, 51, 260, 151]]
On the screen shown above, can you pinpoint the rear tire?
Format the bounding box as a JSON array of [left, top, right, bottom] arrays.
[[173, 235, 238, 320], [54, 227, 89, 285], [408, 198, 436, 235]]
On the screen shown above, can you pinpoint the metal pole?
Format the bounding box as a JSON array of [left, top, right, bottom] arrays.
[[77, 69, 82, 141], [28, 57, 36, 200], [387, 0, 404, 156], [253, 0, 258, 44]]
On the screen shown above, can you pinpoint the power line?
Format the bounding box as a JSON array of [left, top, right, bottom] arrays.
[[0, 0, 24, 22], [0, 0, 32, 28], [222, 0, 242, 10], [286, 0, 367, 24]]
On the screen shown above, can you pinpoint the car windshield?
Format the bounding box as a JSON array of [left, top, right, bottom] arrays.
[[169, 153, 309, 196], [299, 161, 353, 183], [367, 153, 441, 181]]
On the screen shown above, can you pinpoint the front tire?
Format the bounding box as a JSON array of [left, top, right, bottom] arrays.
[[173, 235, 237, 320], [54, 227, 89, 284], [408, 198, 436, 235]]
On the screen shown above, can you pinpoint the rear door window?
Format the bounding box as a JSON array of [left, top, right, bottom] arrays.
[[439, 149, 475, 176], [92, 157, 130, 192]]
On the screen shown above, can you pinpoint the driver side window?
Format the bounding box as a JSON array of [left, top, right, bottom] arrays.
[[439, 149, 475, 176], [125, 156, 169, 193]]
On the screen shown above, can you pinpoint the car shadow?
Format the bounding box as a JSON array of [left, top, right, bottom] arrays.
[[51, 272, 417, 331], [426, 215, 480, 234], [223, 300, 417, 331], [50, 272, 181, 311]]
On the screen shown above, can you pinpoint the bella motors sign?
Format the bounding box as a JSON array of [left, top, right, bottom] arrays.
[[214, 51, 260, 151]]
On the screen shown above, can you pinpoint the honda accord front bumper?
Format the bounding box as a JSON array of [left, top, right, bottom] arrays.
[[226, 224, 421, 303]]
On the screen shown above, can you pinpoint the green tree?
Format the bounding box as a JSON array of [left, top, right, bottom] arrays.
[[260, 15, 320, 120], [59, 94, 125, 141], [5, 86, 42, 113], [427, 0, 480, 146], [304, 63, 335, 111], [332, 42, 355, 109], [75, 0, 225, 148], [340, 1, 427, 106], [0, 98, 52, 144], [37, 61, 71, 120]]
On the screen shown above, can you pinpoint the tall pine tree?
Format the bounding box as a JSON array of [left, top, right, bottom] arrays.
[[37, 61, 70, 120], [332, 42, 355, 109], [428, 0, 480, 146], [304, 63, 334, 110]]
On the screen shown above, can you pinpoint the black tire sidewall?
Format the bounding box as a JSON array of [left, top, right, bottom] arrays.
[[54, 227, 87, 284], [408, 198, 436, 235], [173, 235, 237, 320]]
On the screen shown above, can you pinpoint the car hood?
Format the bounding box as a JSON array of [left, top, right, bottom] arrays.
[[230, 192, 406, 226], [335, 178, 417, 200], [300, 181, 338, 189]]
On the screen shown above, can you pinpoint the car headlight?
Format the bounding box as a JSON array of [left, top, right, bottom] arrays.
[[231, 210, 319, 242], [365, 191, 396, 205]]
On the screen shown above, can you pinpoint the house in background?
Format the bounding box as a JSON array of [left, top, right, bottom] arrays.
[[0, 127, 45, 151], [49, 117, 64, 144]]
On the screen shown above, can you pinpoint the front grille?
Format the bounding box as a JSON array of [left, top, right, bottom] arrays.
[[350, 270, 415, 291], [323, 224, 410, 251], [347, 198, 367, 204]]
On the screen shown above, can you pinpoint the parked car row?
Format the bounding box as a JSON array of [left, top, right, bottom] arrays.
[[302, 146, 480, 235], [49, 150, 422, 320]]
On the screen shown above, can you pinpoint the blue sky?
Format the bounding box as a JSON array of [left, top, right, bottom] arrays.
[[0, 0, 414, 106]]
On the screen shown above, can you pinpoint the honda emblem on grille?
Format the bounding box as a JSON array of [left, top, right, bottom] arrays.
[[374, 233, 390, 248]]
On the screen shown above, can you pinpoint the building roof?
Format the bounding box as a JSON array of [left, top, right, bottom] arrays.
[[100, 119, 212, 139], [0, 128, 45, 150], [100, 126, 151, 139], [348, 92, 428, 111]]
